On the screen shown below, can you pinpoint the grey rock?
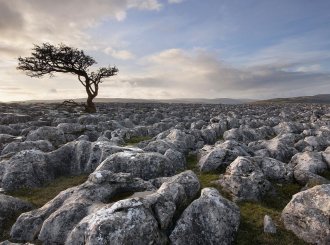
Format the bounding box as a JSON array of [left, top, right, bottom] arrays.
[[264, 215, 276, 234], [0, 113, 31, 125], [254, 157, 293, 182], [290, 151, 329, 185], [200, 128, 217, 145], [282, 184, 330, 244], [0, 125, 18, 136], [11, 170, 156, 243], [198, 140, 252, 172], [0, 134, 17, 145], [170, 188, 240, 245], [165, 129, 196, 153], [304, 136, 328, 151], [144, 139, 177, 154], [249, 133, 298, 162], [199, 147, 227, 172], [191, 120, 206, 130], [77, 114, 109, 125], [223, 127, 259, 144], [164, 148, 186, 171], [1, 141, 141, 191], [96, 151, 178, 180], [218, 156, 272, 201], [66, 171, 200, 245], [56, 123, 85, 134], [0, 194, 32, 232], [26, 126, 66, 148], [321, 146, 330, 168], [1, 150, 50, 191], [1, 140, 54, 155], [274, 121, 303, 134]]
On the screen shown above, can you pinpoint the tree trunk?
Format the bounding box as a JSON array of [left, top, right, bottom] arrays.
[[85, 95, 96, 113]]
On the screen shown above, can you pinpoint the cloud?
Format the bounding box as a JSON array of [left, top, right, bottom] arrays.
[[104, 48, 330, 99], [104, 47, 135, 60], [0, 1, 24, 32], [294, 64, 321, 73], [0, 0, 164, 58], [49, 88, 58, 93], [168, 0, 184, 4], [128, 0, 162, 10]]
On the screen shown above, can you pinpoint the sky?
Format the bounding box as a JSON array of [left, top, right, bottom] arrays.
[[0, 0, 330, 101]]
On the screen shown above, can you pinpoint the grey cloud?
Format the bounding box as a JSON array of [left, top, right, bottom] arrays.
[[49, 88, 57, 93], [0, 1, 23, 32], [114, 49, 330, 99]]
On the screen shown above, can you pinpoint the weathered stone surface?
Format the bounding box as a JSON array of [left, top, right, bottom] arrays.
[[11, 170, 156, 243], [322, 146, 330, 168], [0, 141, 141, 191], [1, 150, 50, 191], [249, 133, 298, 162], [274, 121, 303, 134], [218, 157, 272, 201], [198, 148, 227, 172], [1, 140, 54, 155], [0, 126, 18, 136], [290, 151, 329, 185], [26, 126, 66, 148], [164, 148, 186, 171], [0, 113, 32, 125], [0, 194, 32, 232], [170, 188, 240, 245], [282, 184, 330, 244], [264, 215, 277, 234], [49, 170, 198, 245], [96, 151, 178, 180], [198, 140, 252, 172], [304, 136, 328, 151], [0, 134, 17, 145], [254, 156, 293, 182]]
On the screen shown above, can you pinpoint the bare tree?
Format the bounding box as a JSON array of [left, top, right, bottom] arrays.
[[17, 43, 118, 113]]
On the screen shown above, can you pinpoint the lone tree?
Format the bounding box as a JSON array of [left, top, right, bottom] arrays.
[[17, 43, 118, 113]]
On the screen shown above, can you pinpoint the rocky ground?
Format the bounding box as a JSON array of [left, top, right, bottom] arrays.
[[0, 102, 329, 245]]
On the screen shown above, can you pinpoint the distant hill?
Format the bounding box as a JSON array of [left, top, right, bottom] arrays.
[[12, 97, 254, 105], [254, 94, 330, 104]]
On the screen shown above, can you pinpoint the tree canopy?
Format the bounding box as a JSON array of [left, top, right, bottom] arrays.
[[17, 43, 118, 112]]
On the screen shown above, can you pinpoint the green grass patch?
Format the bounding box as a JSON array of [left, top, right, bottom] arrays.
[[124, 136, 152, 146], [235, 201, 307, 245], [1, 214, 19, 241], [216, 136, 224, 141], [186, 154, 224, 189], [235, 182, 306, 245], [319, 169, 330, 180], [262, 182, 302, 210], [7, 174, 88, 208]]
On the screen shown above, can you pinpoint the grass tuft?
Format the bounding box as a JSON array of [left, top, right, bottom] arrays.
[[124, 136, 152, 146], [186, 154, 225, 190], [235, 182, 307, 245], [319, 169, 330, 180], [7, 174, 88, 208], [235, 201, 307, 245]]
